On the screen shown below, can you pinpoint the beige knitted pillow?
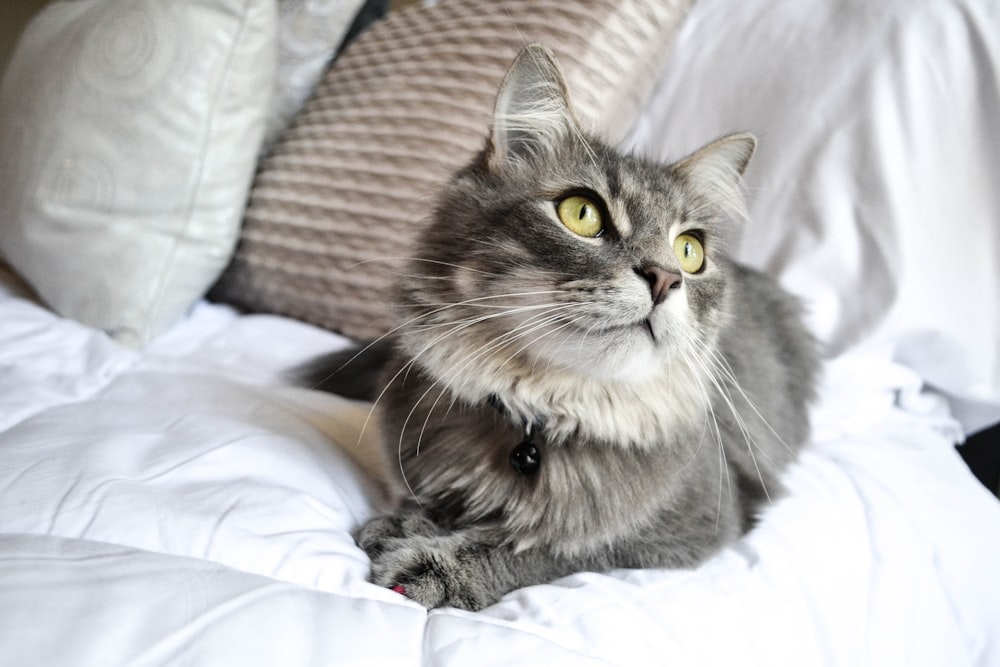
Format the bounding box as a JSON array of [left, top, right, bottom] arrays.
[[211, 0, 692, 340]]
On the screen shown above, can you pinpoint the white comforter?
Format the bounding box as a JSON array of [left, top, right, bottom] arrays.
[[2, 279, 999, 666]]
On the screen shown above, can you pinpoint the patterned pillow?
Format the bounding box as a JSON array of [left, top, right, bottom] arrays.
[[211, 0, 693, 341], [0, 0, 275, 347]]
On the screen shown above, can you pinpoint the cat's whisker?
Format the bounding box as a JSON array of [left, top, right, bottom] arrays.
[[455, 238, 572, 276], [694, 345, 782, 472], [307, 294, 573, 399], [425, 302, 583, 384], [702, 347, 796, 458], [408, 304, 583, 357], [399, 291, 568, 329], [385, 303, 589, 434], [404, 310, 578, 455], [529, 315, 592, 375], [492, 315, 586, 380], [389, 307, 589, 454], [483, 307, 581, 354], [359, 352, 428, 507], [417, 290, 565, 308], [680, 333, 773, 504], [359, 310, 508, 493], [414, 384, 456, 457], [399, 377, 450, 459], [349, 256, 507, 278], [404, 300, 572, 332], [346, 294, 567, 386], [709, 406, 729, 532], [677, 345, 731, 531], [306, 293, 565, 392], [494, 309, 586, 377], [495, 312, 577, 356], [452, 309, 584, 382], [537, 303, 607, 372]]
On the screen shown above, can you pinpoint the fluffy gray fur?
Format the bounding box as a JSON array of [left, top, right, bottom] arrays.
[[301, 45, 818, 611]]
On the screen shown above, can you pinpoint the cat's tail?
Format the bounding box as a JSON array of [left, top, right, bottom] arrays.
[[290, 338, 393, 402]]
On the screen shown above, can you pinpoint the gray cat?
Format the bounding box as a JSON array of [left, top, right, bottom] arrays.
[[300, 45, 819, 611]]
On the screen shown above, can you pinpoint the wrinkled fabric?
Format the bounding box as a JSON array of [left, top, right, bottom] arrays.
[[1, 284, 997, 666]]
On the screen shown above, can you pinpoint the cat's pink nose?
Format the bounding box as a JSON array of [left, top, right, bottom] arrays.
[[638, 265, 682, 305]]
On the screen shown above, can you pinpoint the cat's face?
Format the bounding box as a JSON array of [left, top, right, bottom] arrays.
[[397, 46, 754, 385]]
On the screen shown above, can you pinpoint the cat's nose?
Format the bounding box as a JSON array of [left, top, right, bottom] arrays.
[[637, 265, 682, 305]]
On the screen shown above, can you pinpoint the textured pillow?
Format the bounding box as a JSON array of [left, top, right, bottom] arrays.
[[625, 0, 1000, 431], [0, 0, 275, 347], [265, 0, 370, 147], [211, 0, 693, 341]]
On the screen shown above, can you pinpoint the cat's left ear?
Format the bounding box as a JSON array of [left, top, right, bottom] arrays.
[[673, 133, 757, 220], [487, 44, 580, 169]]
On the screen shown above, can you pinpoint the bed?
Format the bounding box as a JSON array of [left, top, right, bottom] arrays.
[[1, 0, 999, 665]]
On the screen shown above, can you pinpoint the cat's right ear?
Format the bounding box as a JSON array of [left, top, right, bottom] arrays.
[[672, 133, 757, 221], [487, 44, 579, 170]]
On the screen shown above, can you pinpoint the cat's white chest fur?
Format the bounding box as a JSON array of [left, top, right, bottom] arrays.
[[416, 344, 710, 449], [509, 368, 708, 448]]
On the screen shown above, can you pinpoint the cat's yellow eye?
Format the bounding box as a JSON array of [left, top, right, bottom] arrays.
[[673, 234, 705, 273], [556, 195, 604, 238]]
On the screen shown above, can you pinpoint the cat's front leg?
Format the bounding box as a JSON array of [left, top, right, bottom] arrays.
[[366, 528, 574, 611]]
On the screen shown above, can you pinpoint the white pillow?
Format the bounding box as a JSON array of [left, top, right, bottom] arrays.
[[627, 0, 1000, 431], [0, 0, 276, 347], [266, 0, 369, 146]]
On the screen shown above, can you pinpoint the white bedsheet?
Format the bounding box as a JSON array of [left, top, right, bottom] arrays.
[[2, 280, 999, 666]]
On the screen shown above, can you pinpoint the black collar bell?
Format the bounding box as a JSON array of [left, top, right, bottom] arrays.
[[510, 420, 541, 475]]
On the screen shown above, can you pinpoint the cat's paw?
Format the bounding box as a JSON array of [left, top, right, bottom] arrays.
[[354, 510, 443, 560], [369, 539, 498, 611], [354, 515, 406, 560]]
